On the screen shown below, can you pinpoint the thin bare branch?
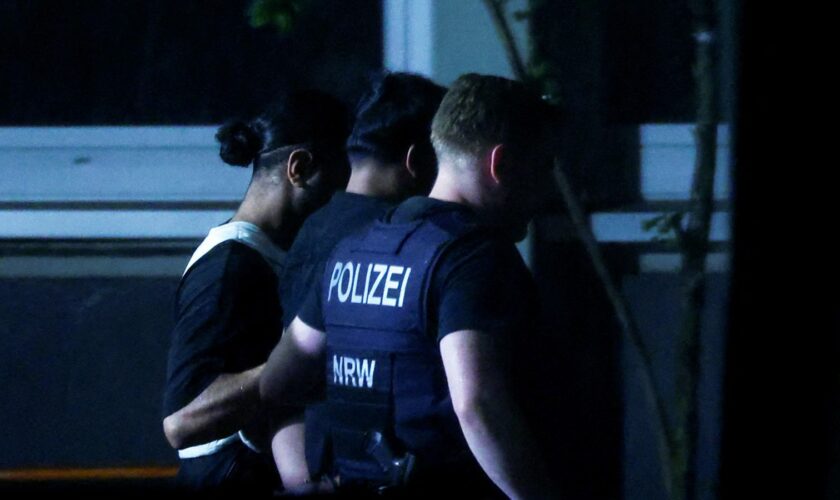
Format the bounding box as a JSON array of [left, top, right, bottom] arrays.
[[484, 3, 680, 495], [482, 0, 530, 81], [672, 0, 719, 498], [554, 161, 674, 496]]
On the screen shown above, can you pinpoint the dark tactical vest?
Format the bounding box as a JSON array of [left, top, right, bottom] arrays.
[[319, 207, 480, 486]]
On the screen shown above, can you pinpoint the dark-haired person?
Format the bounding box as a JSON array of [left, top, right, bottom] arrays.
[[261, 74, 561, 498], [161, 90, 350, 494], [266, 72, 445, 490]]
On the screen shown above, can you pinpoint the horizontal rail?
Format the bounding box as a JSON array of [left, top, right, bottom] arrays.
[[0, 466, 177, 481]]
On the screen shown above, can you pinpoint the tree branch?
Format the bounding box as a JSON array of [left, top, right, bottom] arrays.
[[484, 3, 685, 495], [554, 161, 675, 496], [672, 1, 719, 498], [482, 0, 530, 82]]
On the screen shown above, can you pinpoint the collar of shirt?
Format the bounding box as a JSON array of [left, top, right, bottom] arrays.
[[330, 191, 393, 211], [387, 196, 476, 224]]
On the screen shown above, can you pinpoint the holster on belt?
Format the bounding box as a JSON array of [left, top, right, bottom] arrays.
[[364, 430, 416, 488]]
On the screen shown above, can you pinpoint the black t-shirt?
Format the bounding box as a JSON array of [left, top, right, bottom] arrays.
[[163, 240, 283, 417], [279, 192, 393, 329], [299, 197, 539, 343]]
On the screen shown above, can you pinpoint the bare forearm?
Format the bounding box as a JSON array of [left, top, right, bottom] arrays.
[[163, 364, 264, 449], [271, 415, 309, 488], [260, 320, 324, 407]]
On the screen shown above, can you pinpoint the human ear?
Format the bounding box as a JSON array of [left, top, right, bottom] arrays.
[[489, 144, 505, 184], [286, 149, 314, 187], [404, 144, 418, 179]]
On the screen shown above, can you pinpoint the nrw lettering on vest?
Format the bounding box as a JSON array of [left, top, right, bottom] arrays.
[[327, 261, 412, 307], [333, 355, 376, 388]]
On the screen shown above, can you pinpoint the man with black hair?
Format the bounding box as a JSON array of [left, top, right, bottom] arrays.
[[162, 90, 350, 494], [269, 71, 445, 490], [261, 74, 561, 498]]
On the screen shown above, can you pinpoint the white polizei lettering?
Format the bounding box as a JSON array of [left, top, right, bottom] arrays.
[[367, 264, 387, 305], [350, 263, 364, 303], [398, 268, 411, 307], [333, 355, 343, 385], [331, 261, 412, 307], [337, 262, 353, 302], [358, 359, 376, 388], [327, 263, 342, 301], [344, 356, 357, 386], [363, 263, 372, 305], [382, 266, 403, 307]]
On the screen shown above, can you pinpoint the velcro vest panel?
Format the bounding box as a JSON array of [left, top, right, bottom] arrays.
[[320, 209, 477, 483]]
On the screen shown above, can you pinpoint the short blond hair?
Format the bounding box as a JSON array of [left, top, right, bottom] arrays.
[[431, 73, 558, 159]]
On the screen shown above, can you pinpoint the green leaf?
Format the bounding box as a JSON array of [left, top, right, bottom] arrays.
[[643, 212, 687, 246], [248, 0, 307, 33], [642, 214, 667, 232]]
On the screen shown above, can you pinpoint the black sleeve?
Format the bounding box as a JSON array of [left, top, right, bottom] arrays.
[[279, 221, 320, 329], [163, 242, 280, 416], [296, 266, 326, 331], [430, 237, 536, 343]]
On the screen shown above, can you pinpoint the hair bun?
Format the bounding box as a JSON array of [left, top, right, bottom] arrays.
[[216, 120, 264, 167]]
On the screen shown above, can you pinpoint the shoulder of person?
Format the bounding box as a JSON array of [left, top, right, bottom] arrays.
[[184, 240, 273, 288], [287, 199, 342, 248], [439, 230, 519, 266]]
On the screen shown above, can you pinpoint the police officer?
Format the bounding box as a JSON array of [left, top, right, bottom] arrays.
[[261, 74, 560, 498], [162, 90, 350, 494], [271, 72, 445, 490]]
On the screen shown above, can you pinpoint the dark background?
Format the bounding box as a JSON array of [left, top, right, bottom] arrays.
[[0, 0, 382, 124], [0, 278, 178, 467]]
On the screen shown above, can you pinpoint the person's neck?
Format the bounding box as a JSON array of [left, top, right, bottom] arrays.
[[428, 164, 473, 207], [431, 166, 517, 238], [231, 189, 298, 250], [345, 160, 403, 201]]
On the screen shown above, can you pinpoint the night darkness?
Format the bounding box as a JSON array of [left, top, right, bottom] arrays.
[[0, 0, 381, 125]]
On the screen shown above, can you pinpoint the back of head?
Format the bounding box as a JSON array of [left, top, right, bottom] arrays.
[[431, 74, 561, 240], [215, 89, 350, 177], [346, 72, 446, 172], [431, 74, 558, 165]]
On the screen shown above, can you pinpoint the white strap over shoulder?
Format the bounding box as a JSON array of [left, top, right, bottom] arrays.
[[183, 221, 285, 276]]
